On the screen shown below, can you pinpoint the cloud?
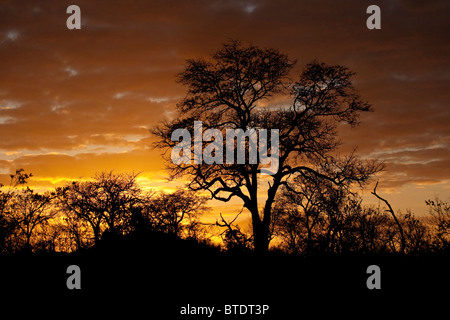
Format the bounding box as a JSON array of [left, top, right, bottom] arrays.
[[113, 92, 129, 99], [0, 30, 20, 46], [145, 97, 170, 103], [6, 30, 20, 41], [64, 66, 78, 77], [0, 0, 448, 212]]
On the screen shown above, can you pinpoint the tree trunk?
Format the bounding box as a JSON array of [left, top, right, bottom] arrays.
[[249, 203, 271, 254], [252, 219, 270, 254]]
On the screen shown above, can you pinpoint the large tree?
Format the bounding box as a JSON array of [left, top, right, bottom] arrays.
[[154, 40, 382, 253]]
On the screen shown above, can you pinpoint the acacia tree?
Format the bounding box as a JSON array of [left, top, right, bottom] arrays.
[[426, 197, 450, 252], [57, 171, 141, 245], [0, 169, 33, 252], [274, 175, 347, 254], [57, 180, 104, 245], [154, 40, 382, 253], [9, 187, 55, 252], [146, 188, 208, 237]]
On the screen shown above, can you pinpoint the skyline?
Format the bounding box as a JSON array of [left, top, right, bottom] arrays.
[[1, 0, 449, 216]]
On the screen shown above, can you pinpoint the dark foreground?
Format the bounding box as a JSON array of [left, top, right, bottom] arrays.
[[1, 233, 448, 318]]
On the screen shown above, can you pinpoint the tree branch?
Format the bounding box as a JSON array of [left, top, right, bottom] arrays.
[[371, 181, 405, 254]]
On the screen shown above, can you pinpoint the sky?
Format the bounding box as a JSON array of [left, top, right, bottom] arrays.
[[0, 0, 449, 216]]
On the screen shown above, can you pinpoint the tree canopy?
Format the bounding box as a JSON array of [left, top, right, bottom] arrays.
[[154, 40, 383, 253]]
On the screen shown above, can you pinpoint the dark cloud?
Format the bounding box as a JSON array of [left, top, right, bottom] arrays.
[[0, 0, 449, 210]]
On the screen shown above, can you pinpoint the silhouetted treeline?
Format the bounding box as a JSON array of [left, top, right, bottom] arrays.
[[273, 195, 450, 256], [0, 169, 209, 254], [0, 169, 449, 256], [220, 181, 450, 256]]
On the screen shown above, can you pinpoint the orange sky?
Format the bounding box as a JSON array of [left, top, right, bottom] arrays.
[[0, 0, 449, 217]]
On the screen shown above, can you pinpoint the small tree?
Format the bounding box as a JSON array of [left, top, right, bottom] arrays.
[[400, 211, 431, 255], [57, 171, 141, 246], [9, 187, 54, 252], [275, 172, 349, 254], [60, 209, 94, 251], [426, 197, 450, 252], [216, 211, 253, 252], [148, 188, 208, 237], [91, 171, 141, 235], [0, 169, 33, 253], [336, 200, 392, 254]]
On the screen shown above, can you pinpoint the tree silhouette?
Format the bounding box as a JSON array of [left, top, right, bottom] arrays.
[[426, 197, 450, 252], [400, 211, 431, 255], [146, 188, 208, 237], [372, 181, 406, 254], [0, 169, 34, 252], [9, 187, 54, 252], [274, 172, 349, 254], [154, 40, 383, 253], [0, 169, 32, 216], [0, 166, 448, 257], [216, 211, 253, 252], [56, 171, 141, 244]]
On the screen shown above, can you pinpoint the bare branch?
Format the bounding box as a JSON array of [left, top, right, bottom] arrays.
[[372, 181, 405, 254]]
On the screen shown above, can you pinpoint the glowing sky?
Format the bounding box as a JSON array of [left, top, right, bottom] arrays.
[[0, 0, 449, 215]]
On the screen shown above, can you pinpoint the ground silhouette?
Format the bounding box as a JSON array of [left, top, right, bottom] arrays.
[[1, 227, 448, 318]]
